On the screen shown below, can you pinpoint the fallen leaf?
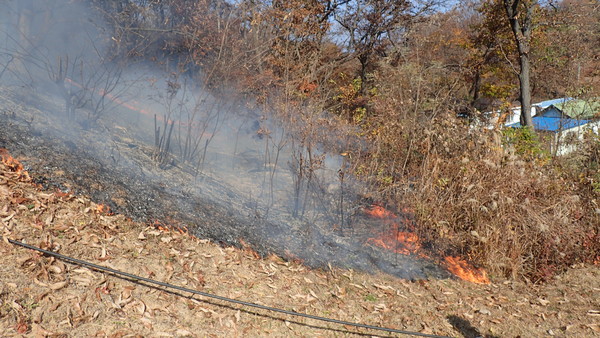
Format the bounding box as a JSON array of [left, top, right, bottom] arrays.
[[537, 298, 550, 306], [175, 329, 193, 336], [49, 281, 68, 290], [47, 265, 62, 274], [33, 278, 48, 287], [477, 308, 491, 316], [2, 212, 15, 223]]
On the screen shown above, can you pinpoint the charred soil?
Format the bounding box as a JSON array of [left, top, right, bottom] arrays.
[[1, 143, 600, 337]]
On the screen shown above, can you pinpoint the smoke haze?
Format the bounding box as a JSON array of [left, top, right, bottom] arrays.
[[0, 0, 448, 280]]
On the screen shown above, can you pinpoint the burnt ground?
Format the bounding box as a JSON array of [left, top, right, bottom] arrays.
[[0, 85, 448, 282], [0, 86, 599, 337], [1, 144, 600, 337]]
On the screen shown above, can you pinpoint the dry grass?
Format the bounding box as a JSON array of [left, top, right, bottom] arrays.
[[351, 113, 600, 282], [2, 148, 600, 337]]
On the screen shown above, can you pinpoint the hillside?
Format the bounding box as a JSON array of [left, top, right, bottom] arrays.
[[1, 150, 599, 337]]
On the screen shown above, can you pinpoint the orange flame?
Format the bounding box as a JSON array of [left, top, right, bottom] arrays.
[[95, 204, 113, 215], [364, 205, 397, 219], [150, 219, 189, 235], [444, 256, 490, 284], [366, 229, 421, 255], [0, 148, 29, 180], [364, 204, 490, 284], [1, 148, 22, 171]]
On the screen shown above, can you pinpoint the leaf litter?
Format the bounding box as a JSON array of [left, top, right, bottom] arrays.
[[0, 156, 599, 337]]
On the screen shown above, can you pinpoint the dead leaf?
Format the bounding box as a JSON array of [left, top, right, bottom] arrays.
[[134, 300, 146, 315], [175, 329, 193, 336], [122, 286, 135, 299], [373, 283, 396, 292], [349, 283, 365, 290], [53, 223, 69, 231], [49, 281, 68, 290], [33, 278, 48, 287], [2, 212, 15, 223], [374, 303, 388, 313], [44, 214, 54, 226], [477, 308, 491, 316], [537, 298, 550, 306], [15, 319, 28, 334], [47, 265, 62, 274], [11, 300, 23, 311]]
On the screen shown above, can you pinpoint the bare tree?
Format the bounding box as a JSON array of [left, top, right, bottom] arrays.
[[503, 0, 536, 127]]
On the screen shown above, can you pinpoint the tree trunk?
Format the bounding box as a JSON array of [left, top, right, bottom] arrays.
[[518, 52, 533, 126], [504, 0, 535, 128]]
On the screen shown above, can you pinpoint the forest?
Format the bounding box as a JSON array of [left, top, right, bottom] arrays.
[[4, 0, 600, 282]]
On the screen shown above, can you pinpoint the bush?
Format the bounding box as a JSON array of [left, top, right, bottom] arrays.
[[351, 111, 600, 282]]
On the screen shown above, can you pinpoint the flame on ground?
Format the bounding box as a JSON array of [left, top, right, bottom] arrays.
[[444, 256, 490, 284], [0, 148, 30, 180], [366, 228, 421, 255], [95, 204, 114, 215], [150, 219, 189, 235], [364, 205, 420, 255], [364, 204, 490, 284], [364, 204, 397, 219]]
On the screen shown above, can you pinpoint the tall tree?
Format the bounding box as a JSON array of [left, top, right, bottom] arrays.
[[334, 0, 411, 92], [503, 0, 537, 127]]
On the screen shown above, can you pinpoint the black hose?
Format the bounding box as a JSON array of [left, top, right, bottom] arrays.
[[6, 237, 450, 338]]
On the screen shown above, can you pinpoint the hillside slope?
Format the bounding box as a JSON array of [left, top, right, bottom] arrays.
[[1, 150, 599, 337]]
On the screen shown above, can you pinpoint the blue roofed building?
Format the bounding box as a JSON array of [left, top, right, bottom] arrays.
[[507, 116, 590, 132], [534, 97, 574, 111], [477, 98, 599, 155], [494, 97, 573, 126], [538, 98, 600, 120], [507, 102, 600, 156]]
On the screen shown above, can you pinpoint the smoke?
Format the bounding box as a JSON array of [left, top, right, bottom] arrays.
[[0, 0, 448, 280]]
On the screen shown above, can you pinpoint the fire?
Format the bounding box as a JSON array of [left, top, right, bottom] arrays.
[[444, 256, 490, 284], [1, 148, 23, 171], [366, 229, 421, 255], [365, 204, 420, 255], [363, 204, 490, 284], [95, 204, 113, 215], [364, 204, 397, 219], [0, 148, 29, 180], [150, 219, 189, 235]]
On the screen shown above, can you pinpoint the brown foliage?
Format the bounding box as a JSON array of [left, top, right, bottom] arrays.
[[86, 0, 600, 282]]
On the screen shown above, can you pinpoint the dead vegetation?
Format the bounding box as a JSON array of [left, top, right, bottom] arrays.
[[2, 147, 600, 337], [2, 0, 599, 287], [347, 109, 600, 282]]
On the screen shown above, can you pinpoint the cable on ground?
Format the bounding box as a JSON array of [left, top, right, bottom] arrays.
[[5, 237, 451, 338]]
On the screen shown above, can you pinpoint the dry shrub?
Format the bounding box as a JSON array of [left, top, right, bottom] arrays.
[[353, 112, 599, 282], [413, 119, 600, 281]]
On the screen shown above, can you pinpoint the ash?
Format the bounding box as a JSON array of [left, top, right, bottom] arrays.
[[0, 84, 451, 281]]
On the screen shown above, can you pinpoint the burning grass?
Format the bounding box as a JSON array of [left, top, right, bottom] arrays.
[[2, 144, 600, 337], [363, 204, 489, 284], [352, 115, 600, 283], [0, 148, 29, 180]]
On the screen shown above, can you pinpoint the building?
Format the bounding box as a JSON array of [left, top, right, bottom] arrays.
[[538, 98, 600, 120], [506, 98, 600, 156]]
